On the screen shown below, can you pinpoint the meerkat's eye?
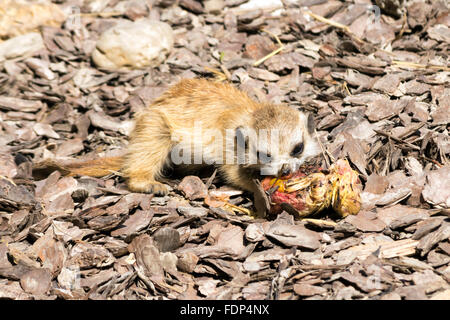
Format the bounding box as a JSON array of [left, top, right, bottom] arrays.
[[291, 142, 304, 157], [257, 150, 272, 163]]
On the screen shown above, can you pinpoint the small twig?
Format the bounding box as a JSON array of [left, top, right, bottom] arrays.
[[135, 269, 157, 295], [0, 175, 16, 186], [263, 28, 283, 47], [291, 264, 347, 271], [204, 66, 227, 82], [253, 29, 284, 67], [302, 218, 337, 227], [205, 168, 217, 189], [399, 12, 408, 35], [375, 129, 444, 167], [224, 202, 252, 216], [253, 46, 283, 67], [395, 11, 408, 40], [391, 60, 450, 71], [372, 158, 380, 172], [419, 155, 444, 168], [342, 81, 351, 96], [74, 11, 123, 18], [381, 141, 392, 176], [220, 64, 232, 81], [396, 122, 426, 140], [303, 10, 364, 44], [374, 129, 421, 151], [367, 140, 384, 163], [286, 270, 315, 283]]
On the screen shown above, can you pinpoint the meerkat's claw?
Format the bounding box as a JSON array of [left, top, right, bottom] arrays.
[[128, 179, 169, 196], [148, 183, 169, 196]]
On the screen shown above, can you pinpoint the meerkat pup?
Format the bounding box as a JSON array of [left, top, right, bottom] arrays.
[[122, 78, 321, 200]]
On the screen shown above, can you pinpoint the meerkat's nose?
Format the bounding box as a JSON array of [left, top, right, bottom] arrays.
[[279, 164, 291, 177]]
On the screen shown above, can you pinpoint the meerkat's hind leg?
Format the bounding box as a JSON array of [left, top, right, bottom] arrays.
[[124, 149, 172, 195], [127, 176, 169, 195], [122, 114, 173, 196]]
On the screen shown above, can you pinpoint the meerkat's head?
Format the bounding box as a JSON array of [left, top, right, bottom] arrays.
[[235, 104, 321, 177]]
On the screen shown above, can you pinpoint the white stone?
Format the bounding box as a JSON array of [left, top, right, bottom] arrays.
[[234, 0, 283, 12], [92, 19, 173, 70], [0, 33, 45, 62], [204, 0, 224, 14]]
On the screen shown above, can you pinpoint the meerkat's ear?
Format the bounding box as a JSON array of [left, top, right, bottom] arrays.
[[307, 113, 315, 134]]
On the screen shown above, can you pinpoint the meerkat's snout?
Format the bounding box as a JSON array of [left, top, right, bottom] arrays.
[[280, 163, 292, 177]]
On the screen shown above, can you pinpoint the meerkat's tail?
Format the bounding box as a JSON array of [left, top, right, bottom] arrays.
[[32, 156, 124, 180], [66, 156, 124, 177]]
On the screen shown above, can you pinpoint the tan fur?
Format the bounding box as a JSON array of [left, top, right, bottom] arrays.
[[65, 79, 320, 200], [67, 156, 123, 177], [122, 79, 263, 194], [33, 156, 123, 180], [123, 79, 319, 195]]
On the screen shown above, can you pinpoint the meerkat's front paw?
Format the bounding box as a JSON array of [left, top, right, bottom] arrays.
[[128, 179, 169, 196]]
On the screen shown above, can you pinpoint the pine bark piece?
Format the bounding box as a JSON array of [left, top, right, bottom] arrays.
[[422, 166, 450, 209], [68, 242, 115, 269], [0, 178, 35, 212], [266, 223, 321, 250], [337, 238, 419, 265], [20, 268, 52, 295], [417, 224, 450, 257], [178, 176, 208, 200], [128, 234, 164, 277]]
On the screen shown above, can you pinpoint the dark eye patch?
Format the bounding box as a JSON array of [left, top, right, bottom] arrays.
[[291, 142, 304, 156]]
